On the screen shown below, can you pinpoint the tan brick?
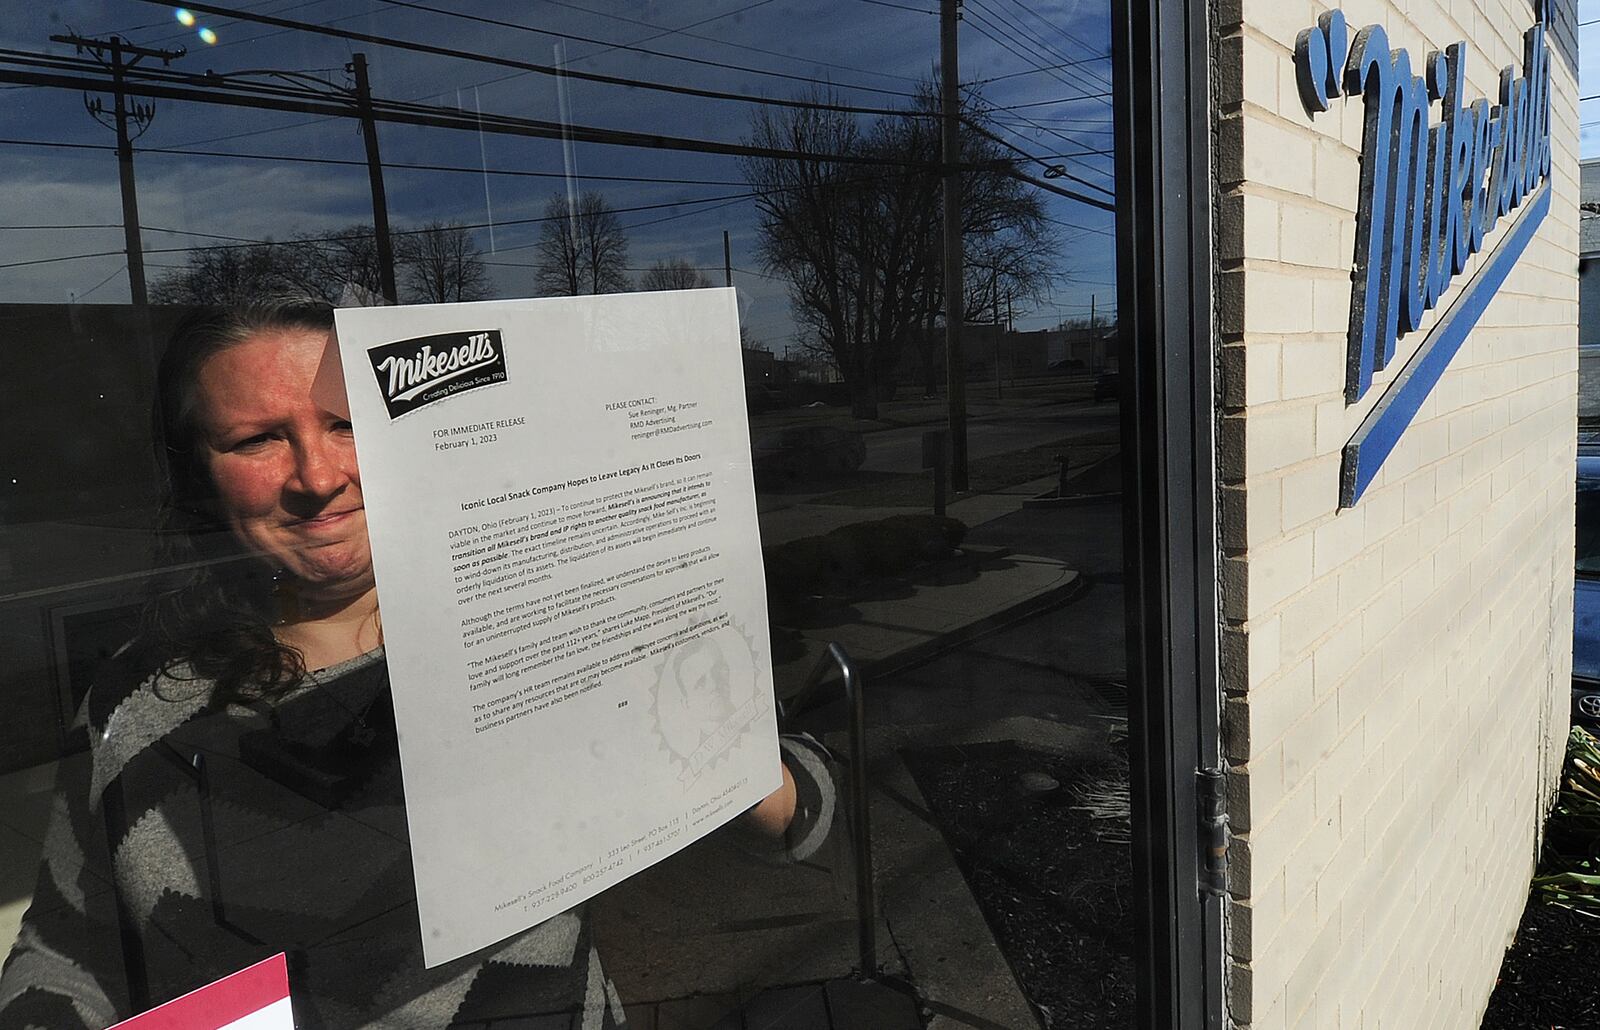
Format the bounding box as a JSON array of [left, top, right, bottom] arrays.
[[1279, 337, 1346, 402], [1214, 2, 1577, 1025], [1282, 456, 1341, 530], [1279, 202, 1347, 270], [1247, 404, 1320, 474], [1245, 266, 1319, 334], [1248, 530, 1316, 612]]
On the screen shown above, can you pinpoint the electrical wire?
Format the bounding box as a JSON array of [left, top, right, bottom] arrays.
[[123, 0, 929, 118], [989, 94, 1113, 112], [0, 192, 759, 271], [967, 0, 1095, 84], [966, 0, 1109, 95], [857, 0, 937, 12], [2, 46, 1084, 183], [962, 6, 1109, 102], [998, 0, 1113, 82], [0, 135, 757, 186], [962, 115, 1114, 196], [74, 263, 129, 301], [969, 51, 1110, 86], [0, 58, 949, 169], [971, 85, 1116, 155], [525, 0, 923, 86], [370, 0, 916, 99], [1, 221, 263, 243]]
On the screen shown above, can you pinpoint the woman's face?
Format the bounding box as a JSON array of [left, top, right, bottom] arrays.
[[193, 327, 374, 602]]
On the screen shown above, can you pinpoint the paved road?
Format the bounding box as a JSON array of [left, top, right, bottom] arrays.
[[858, 401, 1119, 473]]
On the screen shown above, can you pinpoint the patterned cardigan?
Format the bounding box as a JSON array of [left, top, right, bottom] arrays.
[[0, 647, 834, 1029]]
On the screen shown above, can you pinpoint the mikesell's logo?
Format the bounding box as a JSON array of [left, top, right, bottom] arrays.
[[366, 329, 507, 419]]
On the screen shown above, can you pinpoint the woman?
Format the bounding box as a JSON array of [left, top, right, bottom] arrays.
[[0, 299, 832, 1029]]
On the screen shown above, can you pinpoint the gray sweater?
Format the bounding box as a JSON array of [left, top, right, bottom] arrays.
[[0, 647, 834, 1029]]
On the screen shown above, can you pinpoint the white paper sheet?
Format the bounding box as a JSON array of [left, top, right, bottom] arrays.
[[332, 290, 780, 967]]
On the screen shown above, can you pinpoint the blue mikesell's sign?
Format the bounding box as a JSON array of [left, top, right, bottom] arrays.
[[1293, 10, 1553, 507]]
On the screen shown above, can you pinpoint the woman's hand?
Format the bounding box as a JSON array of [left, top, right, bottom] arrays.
[[739, 761, 798, 839]]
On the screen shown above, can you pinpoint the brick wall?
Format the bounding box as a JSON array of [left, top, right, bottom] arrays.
[[1213, 0, 1579, 1025]]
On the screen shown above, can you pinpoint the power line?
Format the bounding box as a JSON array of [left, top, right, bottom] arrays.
[[5, 48, 1082, 184], [857, 0, 937, 12], [967, 0, 1094, 84], [972, 87, 1116, 157], [986, 93, 1113, 112], [0, 135, 755, 187], [102, 0, 338, 43], [125, 0, 930, 118], [961, 9, 1110, 104], [0, 249, 125, 271], [962, 117, 1114, 199], [1043, 214, 1114, 237], [0, 192, 762, 271], [998, 0, 1113, 83], [0, 59, 946, 169], [965, 0, 1109, 95], [1, 221, 261, 243], [531, 0, 922, 87], [969, 51, 1110, 86], [370, 0, 917, 99], [75, 262, 129, 301], [983, 118, 1114, 158]]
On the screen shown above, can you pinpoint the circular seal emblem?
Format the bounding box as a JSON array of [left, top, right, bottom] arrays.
[[650, 623, 767, 782]]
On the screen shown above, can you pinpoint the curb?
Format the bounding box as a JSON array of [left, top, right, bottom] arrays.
[[773, 555, 1091, 704]]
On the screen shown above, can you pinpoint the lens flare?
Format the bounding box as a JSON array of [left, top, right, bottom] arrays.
[[197, 26, 218, 44], [174, 8, 195, 26]]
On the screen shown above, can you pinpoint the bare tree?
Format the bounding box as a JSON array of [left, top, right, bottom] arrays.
[[639, 258, 714, 291], [152, 221, 496, 306], [743, 88, 1054, 418], [399, 221, 493, 303], [291, 225, 388, 302], [149, 242, 308, 305], [533, 191, 631, 295]]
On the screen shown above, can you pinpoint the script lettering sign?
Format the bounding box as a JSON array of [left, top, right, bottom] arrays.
[[1293, 9, 1552, 506], [365, 328, 508, 419]]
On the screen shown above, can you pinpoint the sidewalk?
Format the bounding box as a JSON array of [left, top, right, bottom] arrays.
[[598, 506, 1092, 1028], [756, 473, 1059, 547]]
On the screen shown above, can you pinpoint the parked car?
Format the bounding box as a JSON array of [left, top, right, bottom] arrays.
[[1573, 449, 1600, 727], [751, 425, 867, 484], [1093, 371, 1120, 403]]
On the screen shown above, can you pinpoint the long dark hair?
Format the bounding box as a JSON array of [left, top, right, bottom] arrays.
[[140, 298, 338, 702]]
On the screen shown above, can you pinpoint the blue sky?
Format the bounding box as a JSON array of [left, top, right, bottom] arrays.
[[0, 1, 1118, 351]]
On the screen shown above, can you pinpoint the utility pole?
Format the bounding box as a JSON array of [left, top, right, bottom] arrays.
[[723, 230, 733, 288], [348, 53, 398, 303], [940, 0, 968, 491], [53, 34, 183, 307], [1090, 292, 1096, 325]]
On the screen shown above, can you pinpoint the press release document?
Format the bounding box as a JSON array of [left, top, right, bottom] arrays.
[[332, 290, 780, 967]]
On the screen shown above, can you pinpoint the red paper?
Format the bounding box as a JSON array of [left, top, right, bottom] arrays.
[[110, 954, 293, 1030]]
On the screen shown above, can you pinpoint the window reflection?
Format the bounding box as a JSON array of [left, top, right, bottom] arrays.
[[0, 1, 1128, 1026]]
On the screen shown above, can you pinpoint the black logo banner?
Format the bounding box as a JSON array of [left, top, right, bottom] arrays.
[[366, 329, 508, 419]]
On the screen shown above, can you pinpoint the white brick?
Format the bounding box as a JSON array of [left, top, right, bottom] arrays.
[[1216, 2, 1576, 1027]]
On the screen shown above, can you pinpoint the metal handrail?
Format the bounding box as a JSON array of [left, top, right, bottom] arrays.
[[788, 641, 876, 979]]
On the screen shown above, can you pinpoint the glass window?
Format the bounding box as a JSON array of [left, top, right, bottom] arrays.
[[0, 2, 1129, 1025]]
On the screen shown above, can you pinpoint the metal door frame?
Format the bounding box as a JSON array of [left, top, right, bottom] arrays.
[[1112, 0, 1227, 1023]]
